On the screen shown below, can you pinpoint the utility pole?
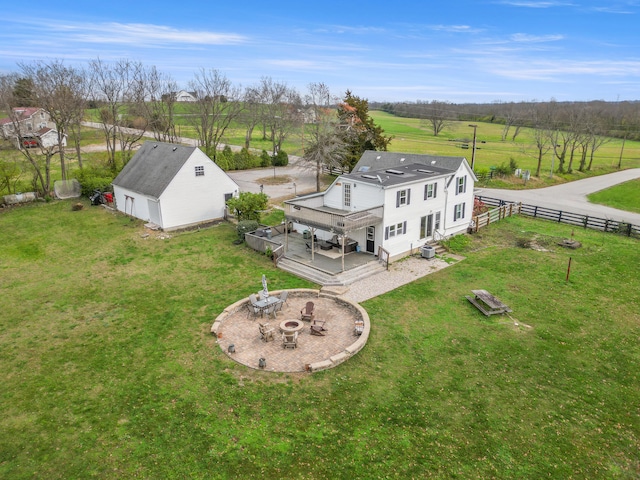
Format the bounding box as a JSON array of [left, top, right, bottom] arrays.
[[468, 124, 478, 171]]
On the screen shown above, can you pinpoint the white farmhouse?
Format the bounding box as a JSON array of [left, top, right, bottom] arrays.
[[112, 142, 239, 231], [285, 151, 476, 262]]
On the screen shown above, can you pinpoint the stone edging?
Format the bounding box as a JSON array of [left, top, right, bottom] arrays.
[[210, 288, 370, 373]]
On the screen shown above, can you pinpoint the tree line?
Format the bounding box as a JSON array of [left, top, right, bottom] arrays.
[[0, 59, 390, 197], [374, 99, 640, 176]]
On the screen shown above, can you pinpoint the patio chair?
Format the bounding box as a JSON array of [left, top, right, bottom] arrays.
[[247, 294, 261, 318], [263, 303, 277, 319], [259, 323, 275, 342], [246, 301, 262, 318], [300, 301, 315, 322], [305, 242, 318, 252], [278, 290, 289, 305], [274, 299, 284, 314], [282, 331, 298, 349], [310, 318, 327, 336]]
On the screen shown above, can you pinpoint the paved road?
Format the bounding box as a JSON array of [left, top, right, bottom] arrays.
[[476, 168, 640, 225]]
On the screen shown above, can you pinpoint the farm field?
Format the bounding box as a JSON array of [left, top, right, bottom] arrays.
[[1, 201, 638, 478]]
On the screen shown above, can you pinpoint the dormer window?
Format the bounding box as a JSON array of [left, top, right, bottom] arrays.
[[195, 165, 204, 177]]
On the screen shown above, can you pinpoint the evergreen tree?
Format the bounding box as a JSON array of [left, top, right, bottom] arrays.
[[337, 90, 392, 171]]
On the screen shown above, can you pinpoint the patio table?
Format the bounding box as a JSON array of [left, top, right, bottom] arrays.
[[253, 296, 281, 316]]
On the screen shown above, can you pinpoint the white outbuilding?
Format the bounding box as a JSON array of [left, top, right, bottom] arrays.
[[112, 141, 239, 231]]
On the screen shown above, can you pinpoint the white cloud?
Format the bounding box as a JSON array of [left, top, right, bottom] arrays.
[[510, 33, 565, 43]]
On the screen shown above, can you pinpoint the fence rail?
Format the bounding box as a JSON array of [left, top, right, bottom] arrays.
[[476, 195, 640, 238], [471, 202, 521, 233]]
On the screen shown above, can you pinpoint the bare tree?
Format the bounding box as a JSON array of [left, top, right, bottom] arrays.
[[259, 77, 302, 155], [239, 84, 264, 150], [420, 100, 453, 136], [0, 74, 50, 194], [140, 68, 179, 143], [303, 82, 345, 191], [529, 104, 553, 177], [19, 60, 86, 179], [89, 58, 149, 171], [188, 68, 244, 161]]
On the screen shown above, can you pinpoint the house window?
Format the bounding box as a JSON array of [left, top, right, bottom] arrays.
[[385, 221, 407, 239], [195, 165, 205, 177], [40, 112, 45, 119], [26, 122, 33, 132], [344, 183, 351, 207], [424, 182, 437, 200], [396, 189, 410, 207], [454, 203, 466, 221], [435, 212, 441, 231], [456, 176, 467, 195]]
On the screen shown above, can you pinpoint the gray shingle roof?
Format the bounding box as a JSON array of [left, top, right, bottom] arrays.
[[113, 142, 198, 198], [353, 150, 467, 173]]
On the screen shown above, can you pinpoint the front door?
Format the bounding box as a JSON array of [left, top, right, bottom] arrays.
[[366, 226, 375, 253]]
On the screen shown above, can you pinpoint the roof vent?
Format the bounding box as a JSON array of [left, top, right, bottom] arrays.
[[172, 147, 178, 151], [153, 144, 158, 148], [400, 157, 405, 162], [376, 155, 381, 160], [431, 160, 437, 165]]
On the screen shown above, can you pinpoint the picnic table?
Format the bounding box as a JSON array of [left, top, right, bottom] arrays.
[[466, 289, 512, 316]]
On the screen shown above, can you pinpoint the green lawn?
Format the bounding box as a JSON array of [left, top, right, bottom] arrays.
[[1, 201, 638, 478], [588, 179, 640, 213]]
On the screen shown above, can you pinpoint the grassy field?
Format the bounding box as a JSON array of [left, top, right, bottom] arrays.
[[370, 111, 640, 188], [587, 179, 640, 213], [1, 201, 638, 478]]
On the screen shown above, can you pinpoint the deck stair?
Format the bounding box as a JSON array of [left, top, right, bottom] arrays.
[[277, 257, 386, 287]]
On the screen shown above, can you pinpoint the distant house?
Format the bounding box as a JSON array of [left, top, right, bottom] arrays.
[[0, 107, 54, 140], [20, 127, 67, 149], [175, 90, 197, 102], [112, 142, 239, 231], [285, 151, 477, 261]]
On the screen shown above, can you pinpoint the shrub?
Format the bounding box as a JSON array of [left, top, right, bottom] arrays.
[[71, 166, 115, 196], [260, 150, 272, 167], [237, 220, 259, 240], [272, 150, 289, 167]]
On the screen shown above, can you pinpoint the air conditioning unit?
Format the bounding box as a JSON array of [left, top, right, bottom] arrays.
[[420, 245, 436, 259]]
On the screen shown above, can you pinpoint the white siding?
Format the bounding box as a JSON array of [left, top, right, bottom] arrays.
[[113, 186, 154, 221], [324, 179, 383, 211], [159, 149, 238, 230]]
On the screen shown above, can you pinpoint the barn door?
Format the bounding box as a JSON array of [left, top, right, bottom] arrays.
[[148, 199, 161, 226]]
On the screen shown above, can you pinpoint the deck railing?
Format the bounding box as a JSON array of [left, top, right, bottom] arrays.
[[285, 203, 384, 234]]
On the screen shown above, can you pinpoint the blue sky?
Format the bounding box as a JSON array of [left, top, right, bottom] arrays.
[[2, 0, 639, 103]]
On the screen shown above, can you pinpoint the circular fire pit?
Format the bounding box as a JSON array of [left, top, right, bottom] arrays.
[[279, 319, 304, 335]]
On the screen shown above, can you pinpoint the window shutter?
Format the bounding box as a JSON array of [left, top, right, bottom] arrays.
[[385, 227, 389, 240], [396, 191, 400, 207], [462, 202, 466, 219], [403, 221, 407, 234], [434, 183, 438, 198], [463, 176, 467, 193], [424, 185, 428, 200], [407, 189, 411, 205]]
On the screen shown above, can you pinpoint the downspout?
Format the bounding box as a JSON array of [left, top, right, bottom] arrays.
[[443, 175, 455, 237]]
